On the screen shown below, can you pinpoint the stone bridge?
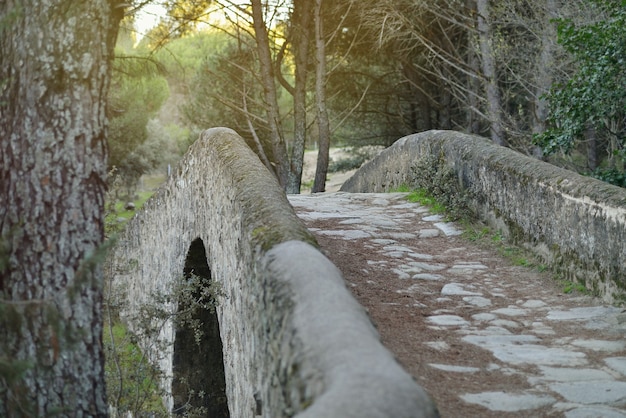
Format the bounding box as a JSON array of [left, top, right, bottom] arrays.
[[107, 128, 626, 417]]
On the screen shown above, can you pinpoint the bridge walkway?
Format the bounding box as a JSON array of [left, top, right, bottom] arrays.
[[289, 192, 626, 418]]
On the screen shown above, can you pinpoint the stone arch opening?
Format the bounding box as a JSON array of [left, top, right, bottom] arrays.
[[172, 237, 229, 416]]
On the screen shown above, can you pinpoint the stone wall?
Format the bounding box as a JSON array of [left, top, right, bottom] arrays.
[[107, 128, 438, 417], [341, 130, 626, 303]]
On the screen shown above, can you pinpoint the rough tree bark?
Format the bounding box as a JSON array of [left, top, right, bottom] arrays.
[[251, 0, 290, 189], [0, 1, 123, 415], [312, 0, 332, 193]]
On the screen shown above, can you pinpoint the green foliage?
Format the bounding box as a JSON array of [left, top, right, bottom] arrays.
[[104, 171, 155, 236], [139, 0, 213, 48], [103, 321, 167, 416], [153, 30, 231, 82], [405, 189, 447, 214], [107, 58, 170, 196], [103, 260, 224, 416], [0, 296, 34, 410], [0, 3, 22, 32], [0, 233, 117, 415], [0, 357, 32, 388], [183, 33, 278, 160], [464, 226, 491, 242], [0, 4, 22, 107], [391, 184, 411, 193], [562, 280, 589, 294], [590, 166, 626, 188], [535, 0, 626, 183]]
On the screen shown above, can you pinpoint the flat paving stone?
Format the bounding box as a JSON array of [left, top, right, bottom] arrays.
[[419, 229, 440, 238], [564, 406, 626, 418], [606, 357, 626, 376], [460, 391, 556, 412], [427, 315, 470, 327], [529, 366, 616, 384], [316, 229, 372, 239], [549, 381, 626, 404], [472, 313, 498, 321], [412, 273, 443, 281], [433, 222, 463, 236], [571, 339, 626, 352], [463, 296, 492, 307], [429, 363, 480, 373], [521, 299, 548, 308], [546, 306, 623, 321], [463, 335, 589, 366], [441, 283, 482, 296], [491, 307, 528, 316], [490, 319, 521, 329]]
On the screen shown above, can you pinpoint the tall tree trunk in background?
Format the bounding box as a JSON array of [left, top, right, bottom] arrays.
[[465, 1, 483, 135], [402, 61, 432, 132], [0, 1, 123, 415], [286, 0, 313, 194], [585, 126, 599, 171], [438, 89, 453, 130], [312, 0, 332, 193], [476, 0, 506, 146], [532, 0, 558, 159], [251, 0, 289, 189]]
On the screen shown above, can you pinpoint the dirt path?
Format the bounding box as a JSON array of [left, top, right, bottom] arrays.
[[289, 192, 626, 418]]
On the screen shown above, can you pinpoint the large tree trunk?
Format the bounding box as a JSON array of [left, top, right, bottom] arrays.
[[476, 0, 506, 146], [312, 0, 332, 193], [251, 0, 290, 189], [0, 1, 122, 415]]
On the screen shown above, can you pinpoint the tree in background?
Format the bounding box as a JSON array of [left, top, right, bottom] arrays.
[[250, 0, 291, 188], [279, 0, 314, 193], [108, 50, 170, 196], [0, 1, 124, 415], [128, 0, 626, 193], [183, 28, 278, 171], [355, 0, 486, 138], [536, 0, 626, 186], [140, 0, 214, 49], [183, 1, 331, 193], [311, 0, 332, 192]]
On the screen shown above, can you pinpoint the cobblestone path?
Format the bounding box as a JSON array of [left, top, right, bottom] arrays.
[[289, 192, 626, 418]]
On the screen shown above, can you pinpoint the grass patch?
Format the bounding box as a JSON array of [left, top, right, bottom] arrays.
[[392, 157, 594, 299], [394, 183, 555, 281], [390, 184, 412, 193], [406, 189, 447, 214], [301, 179, 314, 190], [560, 280, 589, 295], [141, 173, 167, 190], [104, 320, 166, 416], [105, 190, 154, 235], [463, 223, 545, 271], [391, 185, 447, 214]]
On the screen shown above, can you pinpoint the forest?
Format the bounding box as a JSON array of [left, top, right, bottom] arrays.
[[110, 0, 626, 195], [0, 0, 624, 416]]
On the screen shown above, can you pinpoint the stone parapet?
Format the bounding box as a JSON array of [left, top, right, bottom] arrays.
[[107, 128, 438, 417], [341, 130, 626, 303]]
